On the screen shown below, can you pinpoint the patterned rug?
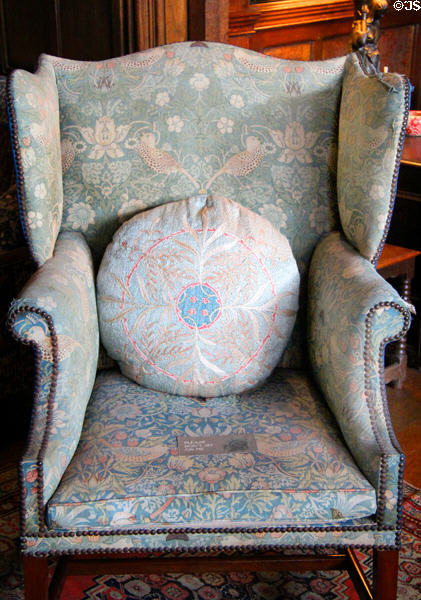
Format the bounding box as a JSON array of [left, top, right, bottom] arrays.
[[1, 461, 420, 599]]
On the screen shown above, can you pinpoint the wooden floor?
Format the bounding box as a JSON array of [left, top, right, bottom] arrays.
[[388, 368, 421, 488]]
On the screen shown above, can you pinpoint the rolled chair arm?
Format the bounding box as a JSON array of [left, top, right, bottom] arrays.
[[308, 232, 413, 526], [7, 232, 98, 534]]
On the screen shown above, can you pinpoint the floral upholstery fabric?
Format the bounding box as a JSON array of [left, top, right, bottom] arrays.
[[6, 42, 411, 557], [337, 54, 409, 264], [53, 44, 345, 264], [17, 43, 347, 368], [97, 194, 299, 397], [47, 368, 376, 531], [8, 62, 63, 266], [8, 232, 99, 533], [308, 232, 413, 526]]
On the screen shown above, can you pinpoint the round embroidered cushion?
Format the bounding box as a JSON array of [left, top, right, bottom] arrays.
[[97, 195, 299, 397]]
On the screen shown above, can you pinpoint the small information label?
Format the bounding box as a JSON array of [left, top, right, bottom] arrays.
[[177, 433, 257, 456]]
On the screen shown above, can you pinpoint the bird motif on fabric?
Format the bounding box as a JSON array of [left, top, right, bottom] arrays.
[[30, 122, 59, 148], [136, 133, 199, 189], [233, 48, 277, 73], [24, 325, 84, 362], [363, 124, 389, 152], [121, 47, 165, 68], [110, 511, 137, 527], [61, 138, 75, 174], [205, 136, 265, 189]]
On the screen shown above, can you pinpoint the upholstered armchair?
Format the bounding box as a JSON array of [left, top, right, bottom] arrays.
[[7, 42, 412, 600]]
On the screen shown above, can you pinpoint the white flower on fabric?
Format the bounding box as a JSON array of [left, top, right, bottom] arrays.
[[270, 121, 318, 164], [190, 73, 210, 91], [385, 489, 397, 510], [167, 115, 184, 132], [124, 137, 138, 150], [217, 117, 234, 134], [230, 94, 244, 108], [370, 184, 385, 201], [78, 116, 130, 160], [155, 91, 170, 106], [38, 296, 57, 311], [34, 183, 47, 199], [27, 211, 43, 229], [66, 202, 95, 231], [74, 140, 87, 153]]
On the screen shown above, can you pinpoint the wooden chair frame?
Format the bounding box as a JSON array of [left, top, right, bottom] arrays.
[[23, 548, 399, 600]]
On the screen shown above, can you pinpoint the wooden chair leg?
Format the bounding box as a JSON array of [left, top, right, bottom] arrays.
[[373, 549, 399, 600], [23, 556, 49, 600]]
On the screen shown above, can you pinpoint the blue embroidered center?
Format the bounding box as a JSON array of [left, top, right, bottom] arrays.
[[176, 283, 221, 329]]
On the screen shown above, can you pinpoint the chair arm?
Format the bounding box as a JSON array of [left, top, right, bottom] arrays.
[[7, 231, 98, 534], [308, 232, 413, 525], [7, 57, 63, 267]]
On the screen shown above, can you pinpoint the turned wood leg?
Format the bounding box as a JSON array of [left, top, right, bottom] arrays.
[[373, 549, 399, 600], [23, 556, 49, 600]]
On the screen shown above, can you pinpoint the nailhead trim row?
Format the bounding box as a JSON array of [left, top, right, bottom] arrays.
[[364, 302, 410, 528], [8, 305, 60, 535], [20, 541, 400, 559], [38, 521, 395, 538]]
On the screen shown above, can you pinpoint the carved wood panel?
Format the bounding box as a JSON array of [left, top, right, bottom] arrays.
[[228, 0, 421, 108]]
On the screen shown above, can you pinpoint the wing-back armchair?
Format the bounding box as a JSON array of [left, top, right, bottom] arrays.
[[6, 42, 412, 600]]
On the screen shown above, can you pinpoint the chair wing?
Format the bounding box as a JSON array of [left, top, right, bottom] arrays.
[[7, 61, 63, 266], [337, 54, 410, 264]]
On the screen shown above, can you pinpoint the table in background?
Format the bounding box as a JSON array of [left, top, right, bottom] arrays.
[[377, 243, 420, 387]]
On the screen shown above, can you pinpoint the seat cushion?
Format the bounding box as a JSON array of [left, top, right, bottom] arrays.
[[46, 369, 376, 532], [97, 194, 299, 397]]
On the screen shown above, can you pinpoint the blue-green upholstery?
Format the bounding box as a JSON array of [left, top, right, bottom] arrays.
[[97, 194, 300, 397], [47, 369, 376, 531], [7, 42, 411, 557]]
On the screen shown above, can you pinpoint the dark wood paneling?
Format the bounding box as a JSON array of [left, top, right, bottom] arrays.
[[0, 0, 59, 71], [322, 34, 350, 59], [0, 0, 188, 75], [0, 0, 125, 73], [59, 0, 119, 60], [264, 42, 312, 60], [188, 0, 228, 42], [379, 25, 415, 78], [229, 1, 421, 108]]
